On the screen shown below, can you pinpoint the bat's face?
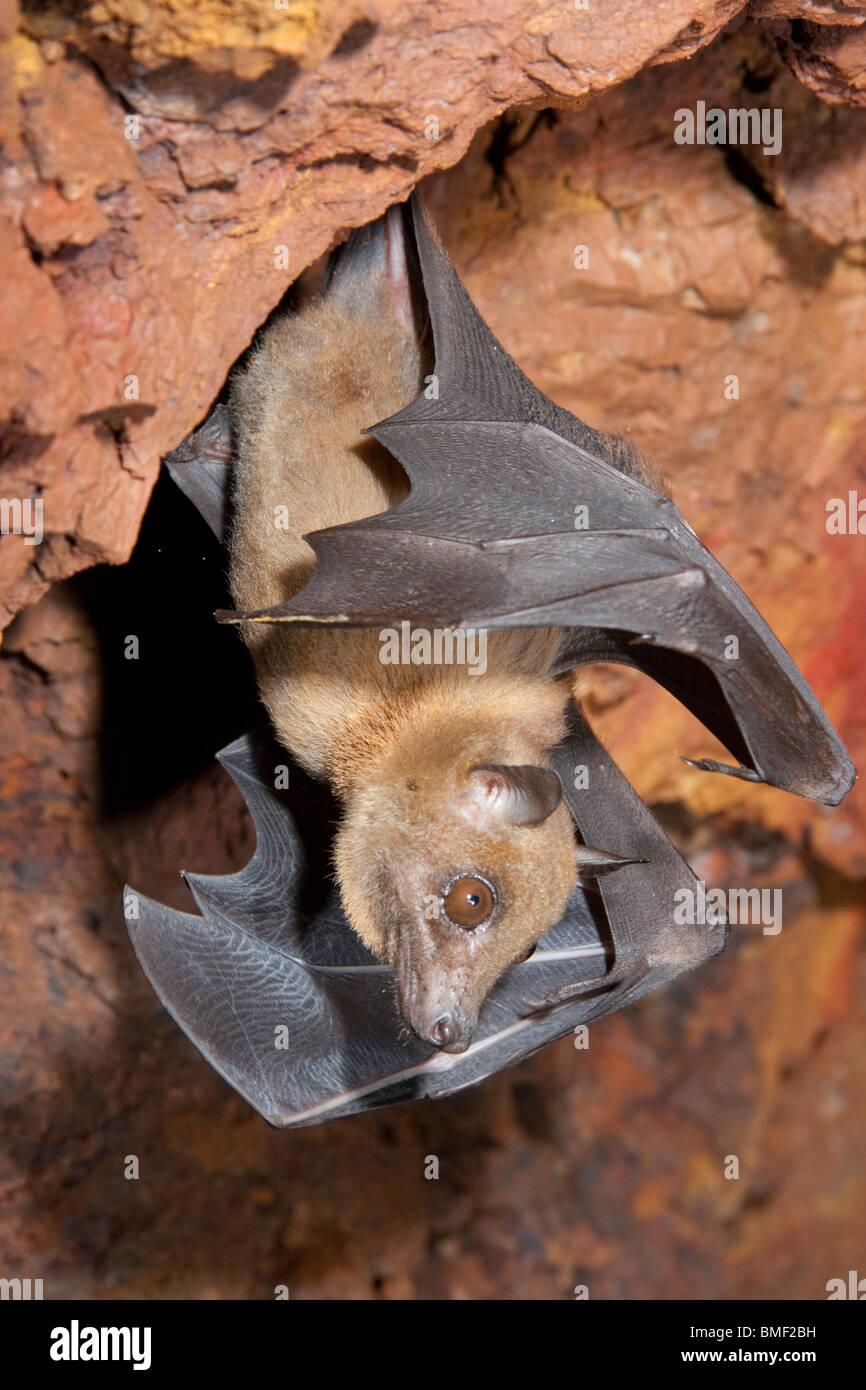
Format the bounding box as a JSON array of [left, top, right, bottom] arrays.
[[335, 758, 578, 1053]]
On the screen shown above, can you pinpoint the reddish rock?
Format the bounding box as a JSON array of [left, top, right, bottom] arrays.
[[2, 1, 866, 626], [776, 15, 866, 106], [0, 3, 864, 1304]]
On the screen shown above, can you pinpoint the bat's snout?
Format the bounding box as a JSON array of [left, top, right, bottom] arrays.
[[392, 926, 478, 1053], [400, 982, 476, 1054], [422, 1012, 473, 1054]]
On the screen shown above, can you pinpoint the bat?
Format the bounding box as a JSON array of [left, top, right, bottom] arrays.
[[126, 195, 854, 1128]]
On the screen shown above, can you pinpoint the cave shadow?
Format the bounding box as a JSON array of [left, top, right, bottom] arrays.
[[78, 466, 261, 818]]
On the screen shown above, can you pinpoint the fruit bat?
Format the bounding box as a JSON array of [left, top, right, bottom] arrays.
[[125, 194, 854, 1128]]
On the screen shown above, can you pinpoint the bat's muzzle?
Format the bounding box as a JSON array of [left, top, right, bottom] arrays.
[[401, 991, 476, 1054], [423, 1012, 473, 1054], [393, 940, 476, 1053]]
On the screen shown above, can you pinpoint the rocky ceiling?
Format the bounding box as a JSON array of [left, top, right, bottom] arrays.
[[1, 0, 865, 628]]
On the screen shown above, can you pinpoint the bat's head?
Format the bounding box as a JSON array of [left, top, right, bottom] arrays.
[[335, 732, 580, 1054]]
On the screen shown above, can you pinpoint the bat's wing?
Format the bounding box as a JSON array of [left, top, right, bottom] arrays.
[[125, 715, 722, 1129], [218, 196, 854, 807], [164, 403, 234, 542]]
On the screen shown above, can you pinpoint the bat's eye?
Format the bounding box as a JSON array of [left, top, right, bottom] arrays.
[[443, 875, 495, 929]]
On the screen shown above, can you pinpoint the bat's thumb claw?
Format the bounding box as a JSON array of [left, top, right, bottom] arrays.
[[678, 754, 763, 784], [575, 845, 650, 878]]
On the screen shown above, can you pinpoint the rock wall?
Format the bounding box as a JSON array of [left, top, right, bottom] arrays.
[[2, 0, 865, 625], [0, 3, 864, 1300]]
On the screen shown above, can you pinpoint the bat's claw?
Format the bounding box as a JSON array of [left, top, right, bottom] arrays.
[[522, 964, 651, 1020], [523, 971, 619, 1017], [679, 755, 763, 783], [575, 845, 650, 877]]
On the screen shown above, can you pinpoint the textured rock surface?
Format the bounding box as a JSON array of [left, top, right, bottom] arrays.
[[2, 0, 866, 626], [1, 6, 865, 1301]]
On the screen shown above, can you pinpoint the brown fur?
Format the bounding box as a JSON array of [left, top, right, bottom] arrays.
[[229, 275, 661, 1050]]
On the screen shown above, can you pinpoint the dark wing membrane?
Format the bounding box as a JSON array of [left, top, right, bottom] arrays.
[[164, 403, 234, 543], [125, 717, 721, 1128], [126, 732, 430, 1128]]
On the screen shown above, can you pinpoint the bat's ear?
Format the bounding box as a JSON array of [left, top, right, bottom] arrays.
[[467, 764, 563, 826], [575, 845, 649, 877]]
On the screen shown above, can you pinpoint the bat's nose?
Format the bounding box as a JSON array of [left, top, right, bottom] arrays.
[[427, 1014, 471, 1054], [430, 1015, 456, 1047]]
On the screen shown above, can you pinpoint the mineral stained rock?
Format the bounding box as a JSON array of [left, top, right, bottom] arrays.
[[2, 0, 866, 624], [0, 4, 864, 1302]]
